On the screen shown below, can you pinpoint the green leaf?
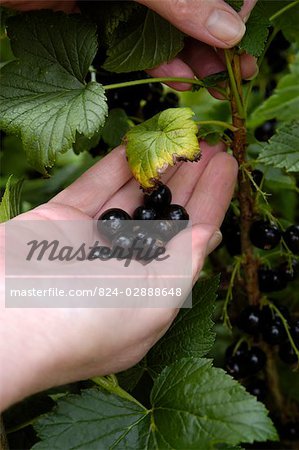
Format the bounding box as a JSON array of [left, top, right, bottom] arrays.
[[0, 175, 23, 222], [257, 121, 299, 172], [192, 71, 229, 92], [33, 358, 277, 449], [102, 108, 131, 148], [125, 107, 200, 189], [225, 1, 244, 12], [0, 11, 108, 173], [33, 388, 150, 450], [72, 130, 103, 155], [79, 0, 139, 43], [103, 7, 184, 73], [117, 361, 147, 393], [248, 54, 299, 126], [150, 358, 278, 448], [239, 2, 270, 57], [270, 2, 299, 44], [148, 276, 219, 375]]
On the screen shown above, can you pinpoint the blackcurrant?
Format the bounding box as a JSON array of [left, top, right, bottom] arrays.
[[144, 184, 172, 209], [153, 220, 177, 242], [133, 206, 158, 220], [111, 233, 136, 255], [221, 211, 241, 255], [251, 169, 263, 189], [262, 321, 286, 345], [88, 246, 112, 260], [226, 341, 249, 360], [284, 224, 299, 254], [147, 82, 164, 101], [249, 220, 281, 250], [278, 421, 299, 441], [291, 320, 299, 342], [225, 357, 246, 379], [236, 305, 262, 335], [142, 100, 164, 120], [258, 266, 287, 292], [279, 342, 297, 365], [225, 342, 249, 379], [254, 120, 276, 142], [260, 305, 290, 326], [98, 208, 131, 239], [279, 259, 299, 282], [246, 379, 267, 401], [163, 204, 189, 221], [136, 235, 165, 262], [163, 92, 179, 108], [246, 347, 267, 375]]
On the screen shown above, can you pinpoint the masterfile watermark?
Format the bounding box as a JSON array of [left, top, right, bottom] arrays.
[[4, 219, 193, 308]]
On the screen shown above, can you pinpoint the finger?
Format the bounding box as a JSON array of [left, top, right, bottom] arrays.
[[95, 142, 221, 218], [139, 0, 246, 48], [95, 161, 183, 218], [167, 142, 224, 206], [181, 39, 258, 83], [239, 0, 258, 21], [1, 1, 77, 12], [146, 57, 194, 91], [186, 152, 238, 227], [50, 146, 132, 217]]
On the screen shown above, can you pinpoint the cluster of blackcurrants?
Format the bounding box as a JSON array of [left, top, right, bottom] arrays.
[[250, 221, 299, 292], [222, 212, 299, 292], [227, 305, 299, 443], [94, 184, 189, 262]]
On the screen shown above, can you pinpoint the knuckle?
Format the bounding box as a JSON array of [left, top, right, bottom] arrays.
[[170, 0, 191, 20]]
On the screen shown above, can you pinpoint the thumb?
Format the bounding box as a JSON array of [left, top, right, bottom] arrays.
[[138, 0, 246, 48], [163, 224, 222, 285]]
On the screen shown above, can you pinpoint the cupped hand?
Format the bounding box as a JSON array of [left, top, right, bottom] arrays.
[[0, 143, 237, 410], [2, 0, 258, 90]]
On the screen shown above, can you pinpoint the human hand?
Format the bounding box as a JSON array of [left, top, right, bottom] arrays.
[[1, 0, 258, 90], [0, 143, 237, 410]]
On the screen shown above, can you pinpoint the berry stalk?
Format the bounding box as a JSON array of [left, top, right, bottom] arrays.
[[225, 50, 260, 305]]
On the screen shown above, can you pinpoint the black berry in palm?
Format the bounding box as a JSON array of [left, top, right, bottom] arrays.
[[133, 206, 158, 220], [111, 233, 136, 254], [236, 305, 262, 335], [283, 224, 299, 254], [144, 184, 172, 209], [279, 342, 298, 365], [163, 204, 189, 221], [98, 208, 131, 239], [153, 220, 177, 242], [221, 210, 241, 255], [254, 120, 276, 142], [88, 246, 112, 260], [258, 266, 287, 292], [246, 379, 267, 401], [249, 220, 281, 250]]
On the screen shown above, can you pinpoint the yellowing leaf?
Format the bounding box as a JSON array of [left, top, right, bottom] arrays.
[[125, 108, 200, 189]]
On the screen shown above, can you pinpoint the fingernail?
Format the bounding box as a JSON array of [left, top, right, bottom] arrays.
[[244, 65, 259, 81], [206, 230, 222, 256], [206, 10, 246, 45]]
